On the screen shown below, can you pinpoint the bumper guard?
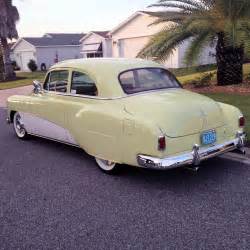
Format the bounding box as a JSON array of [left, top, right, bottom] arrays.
[[137, 132, 246, 170]]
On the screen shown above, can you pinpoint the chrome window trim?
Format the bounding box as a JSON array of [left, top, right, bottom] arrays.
[[70, 70, 99, 97], [42, 88, 181, 100], [43, 69, 70, 93], [118, 67, 183, 95]]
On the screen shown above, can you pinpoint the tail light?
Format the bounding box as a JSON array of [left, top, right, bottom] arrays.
[[239, 116, 245, 127], [158, 136, 166, 151]]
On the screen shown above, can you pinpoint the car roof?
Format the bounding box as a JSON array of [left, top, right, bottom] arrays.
[[50, 58, 165, 98]]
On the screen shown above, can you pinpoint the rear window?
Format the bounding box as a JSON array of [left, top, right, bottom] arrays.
[[119, 68, 181, 94]]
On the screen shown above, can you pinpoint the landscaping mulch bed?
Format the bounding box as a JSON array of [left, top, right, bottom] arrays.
[[185, 83, 250, 95]]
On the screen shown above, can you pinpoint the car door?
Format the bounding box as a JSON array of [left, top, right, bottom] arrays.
[[25, 69, 74, 144], [62, 70, 121, 161]]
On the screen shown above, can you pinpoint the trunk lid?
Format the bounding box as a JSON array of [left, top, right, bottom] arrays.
[[123, 89, 225, 138]]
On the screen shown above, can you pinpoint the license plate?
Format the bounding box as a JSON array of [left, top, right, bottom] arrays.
[[201, 130, 216, 145]]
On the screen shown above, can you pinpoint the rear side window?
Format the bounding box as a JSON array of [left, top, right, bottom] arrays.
[[119, 68, 181, 94], [71, 71, 98, 96], [44, 70, 68, 93]]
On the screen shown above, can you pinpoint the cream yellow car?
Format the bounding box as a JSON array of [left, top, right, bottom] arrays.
[[7, 58, 246, 173]]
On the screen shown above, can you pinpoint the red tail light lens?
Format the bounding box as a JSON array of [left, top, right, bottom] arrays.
[[239, 116, 245, 127], [158, 136, 166, 151]]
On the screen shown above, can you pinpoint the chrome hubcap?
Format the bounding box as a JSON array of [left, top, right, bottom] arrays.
[[14, 113, 26, 137], [95, 158, 116, 171]]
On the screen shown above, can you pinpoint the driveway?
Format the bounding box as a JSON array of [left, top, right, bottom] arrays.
[[0, 85, 32, 108], [0, 108, 249, 249]]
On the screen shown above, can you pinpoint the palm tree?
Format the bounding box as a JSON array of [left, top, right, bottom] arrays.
[[138, 0, 250, 85], [0, 0, 19, 81]]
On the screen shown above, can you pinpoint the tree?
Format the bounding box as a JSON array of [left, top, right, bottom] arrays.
[[138, 0, 250, 85], [0, 0, 19, 80]]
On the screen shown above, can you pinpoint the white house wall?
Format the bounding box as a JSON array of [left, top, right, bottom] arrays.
[[36, 46, 81, 70], [178, 39, 216, 68], [111, 13, 179, 68], [103, 39, 112, 57], [112, 14, 164, 40], [81, 33, 111, 57], [13, 39, 36, 71]]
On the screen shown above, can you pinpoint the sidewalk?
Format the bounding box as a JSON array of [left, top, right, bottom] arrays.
[[0, 85, 33, 108]]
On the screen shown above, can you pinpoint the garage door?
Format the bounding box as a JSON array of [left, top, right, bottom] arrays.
[[119, 37, 177, 68], [119, 37, 149, 58], [20, 52, 35, 71]]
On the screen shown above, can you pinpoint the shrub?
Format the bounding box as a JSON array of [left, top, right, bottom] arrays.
[[187, 72, 215, 88], [244, 74, 250, 81], [11, 61, 20, 71], [170, 64, 217, 77], [27, 59, 37, 72]]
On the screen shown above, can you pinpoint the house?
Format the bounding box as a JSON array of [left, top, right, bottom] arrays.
[[12, 33, 84, 71], [80, 31, 112, 58], [14, 11, 215, 71], [109, 11, 215, 68], [80, 11, 215, 68]]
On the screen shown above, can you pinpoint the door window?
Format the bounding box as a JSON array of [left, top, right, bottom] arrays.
[[71, 71, 98, 96], [44, 70, 69, 93]]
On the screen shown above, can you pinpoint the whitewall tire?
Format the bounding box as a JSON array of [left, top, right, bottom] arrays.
[[95, 157, 118, 174], [13, 112, 28, 139]]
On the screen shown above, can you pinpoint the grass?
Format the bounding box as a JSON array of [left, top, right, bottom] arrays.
[[204, 93, 250, 142], [170, 64, 217, 77], [1, 63, 250, 90], [0, 71, 46, 90], [176, 63, 250, 84]]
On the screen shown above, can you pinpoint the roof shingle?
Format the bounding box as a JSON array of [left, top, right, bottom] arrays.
[[23, 33, 85, 47]]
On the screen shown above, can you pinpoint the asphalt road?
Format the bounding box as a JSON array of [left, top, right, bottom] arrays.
[[0, 108, 249, 250]]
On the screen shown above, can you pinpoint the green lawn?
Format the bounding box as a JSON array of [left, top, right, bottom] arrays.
[[170, 64, 217, 77], [0, 71, 46, 90], [1, 64, 250, 90], [204, 93, 250, 142], [176, 63, 250, 84]]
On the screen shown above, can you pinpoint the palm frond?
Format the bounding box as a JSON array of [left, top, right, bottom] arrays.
[[157, 0, 206, 10], [144, 11, 189, 25], [184, 31, 214, 65], [138, 26, 193, 62], [0, 0, 19, 39], [149, 2, 200, 13], [140, 0, 250, 66]]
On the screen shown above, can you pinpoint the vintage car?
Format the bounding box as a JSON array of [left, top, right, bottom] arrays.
[[7, 58, 246, 173]]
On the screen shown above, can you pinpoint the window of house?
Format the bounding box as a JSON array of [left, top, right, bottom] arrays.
[[44, 70, 69, 93], [87, 52, 103, 58], [71, 71, 98, 96]]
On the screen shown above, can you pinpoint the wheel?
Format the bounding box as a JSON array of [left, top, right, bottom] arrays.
[[13, 112, 28, 139], [95, 157, 119, 174]]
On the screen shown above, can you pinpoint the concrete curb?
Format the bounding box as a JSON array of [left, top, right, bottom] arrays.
[[221, 148, 250, 166]]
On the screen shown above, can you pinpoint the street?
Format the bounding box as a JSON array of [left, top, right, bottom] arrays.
[[0, 108, 249, 250]]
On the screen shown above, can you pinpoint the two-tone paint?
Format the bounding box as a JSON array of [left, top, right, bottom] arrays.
[[7, 58, 246, 169]]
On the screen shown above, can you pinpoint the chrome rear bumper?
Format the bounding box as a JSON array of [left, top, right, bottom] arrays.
[[137, 132, 246, 170]]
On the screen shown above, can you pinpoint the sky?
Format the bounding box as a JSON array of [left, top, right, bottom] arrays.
[[13, 0, 154, 37]]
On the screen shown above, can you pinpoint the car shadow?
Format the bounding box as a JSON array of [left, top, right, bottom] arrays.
[[26, 134, 247, 192]]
